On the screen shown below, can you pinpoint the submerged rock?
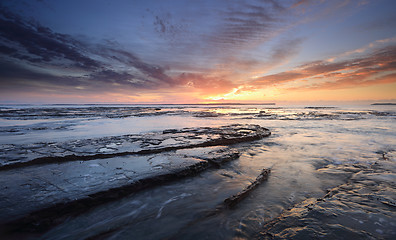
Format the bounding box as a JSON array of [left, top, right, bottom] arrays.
[[193, 111, 224, 118], [0, 106, 184, 120]]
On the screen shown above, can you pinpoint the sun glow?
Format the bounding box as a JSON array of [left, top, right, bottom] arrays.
[[206, 87, 249, 101], [205, 86, 282, 102]]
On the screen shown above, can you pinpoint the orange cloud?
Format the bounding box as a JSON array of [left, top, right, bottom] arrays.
[[175, 72, 237, 95], [251, 45, 396, 91]]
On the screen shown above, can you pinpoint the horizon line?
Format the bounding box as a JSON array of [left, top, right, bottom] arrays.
[[0, 102, 277, 106]]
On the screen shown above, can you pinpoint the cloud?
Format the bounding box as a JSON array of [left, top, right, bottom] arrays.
[[302, 72, 396, 90], [153, 12, 185, 38], [175, 72, 237, 95], [291, 0, 312, 9], [101, 48, 174, 85], [251, 44, 396, 90], [327, 36, 396, 62], [0, 60, 85, 92], [0, 2, 303, 97], [0, 8, 101, 69], [2, 0, 393, 103], [1, 6, 249, 98], [210, 0, 288, 48], [266, 37, 304, 67], [0, 6, 183, 94], [0, 58, 165, 96]]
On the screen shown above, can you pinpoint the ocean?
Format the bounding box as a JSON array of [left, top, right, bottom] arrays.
[[0, 104, 395, 239]]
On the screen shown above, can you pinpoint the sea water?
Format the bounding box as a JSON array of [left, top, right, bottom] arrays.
[[0, 104, 395, 239]]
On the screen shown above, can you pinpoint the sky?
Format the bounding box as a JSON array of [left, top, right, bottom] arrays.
[[0, 0, 395, 104]]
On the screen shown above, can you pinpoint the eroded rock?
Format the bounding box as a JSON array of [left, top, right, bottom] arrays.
[[0, 124, 270, 170]]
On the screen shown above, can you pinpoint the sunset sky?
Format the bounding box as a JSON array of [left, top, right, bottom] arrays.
[[0, 0, 395, 104]]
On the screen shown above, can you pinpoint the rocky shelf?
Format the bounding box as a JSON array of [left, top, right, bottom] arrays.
[[257, 160, 396, 239], [0, 124, 270, 170], [0, 124, 271, 235]]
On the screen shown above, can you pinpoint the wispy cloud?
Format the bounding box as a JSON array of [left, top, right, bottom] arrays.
[[208, 0, 289, 51], [251, 44, 396, 90], [327, 36, 396, 62]]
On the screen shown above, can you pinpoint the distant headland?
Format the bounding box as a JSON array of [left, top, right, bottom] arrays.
[[371, 103, 396, 105]]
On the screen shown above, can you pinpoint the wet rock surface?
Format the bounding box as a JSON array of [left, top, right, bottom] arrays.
[[0, 124, 270, 236], [0, 106, 188, 120], [224, 168, 271, 208], [0, 124, 270, 169], [258, 159, 396, 240], [1, 105, 395, 123]]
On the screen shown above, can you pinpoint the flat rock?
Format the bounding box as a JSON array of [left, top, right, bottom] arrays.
[[0, 124, 271, 228], [0, 146, 234, 223], [0, 124, 270, 169]]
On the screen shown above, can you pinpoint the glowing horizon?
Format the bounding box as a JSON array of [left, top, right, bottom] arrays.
[[0, 0, 395, 104]]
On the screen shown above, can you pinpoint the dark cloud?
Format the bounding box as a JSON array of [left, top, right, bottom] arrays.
[[0, 60, 85, 92], [0, 44, 17, 54], [0, 6, 183, 94], [102, 48, 174, 85], [88, 69, 159, 89], [153, 13, 184, 36], [0, 59, 161, 94], [147, 9, 187, 44], [154, 15, 167, 33], [89, 70, 136, 84], [0, 7, 101, 69]]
